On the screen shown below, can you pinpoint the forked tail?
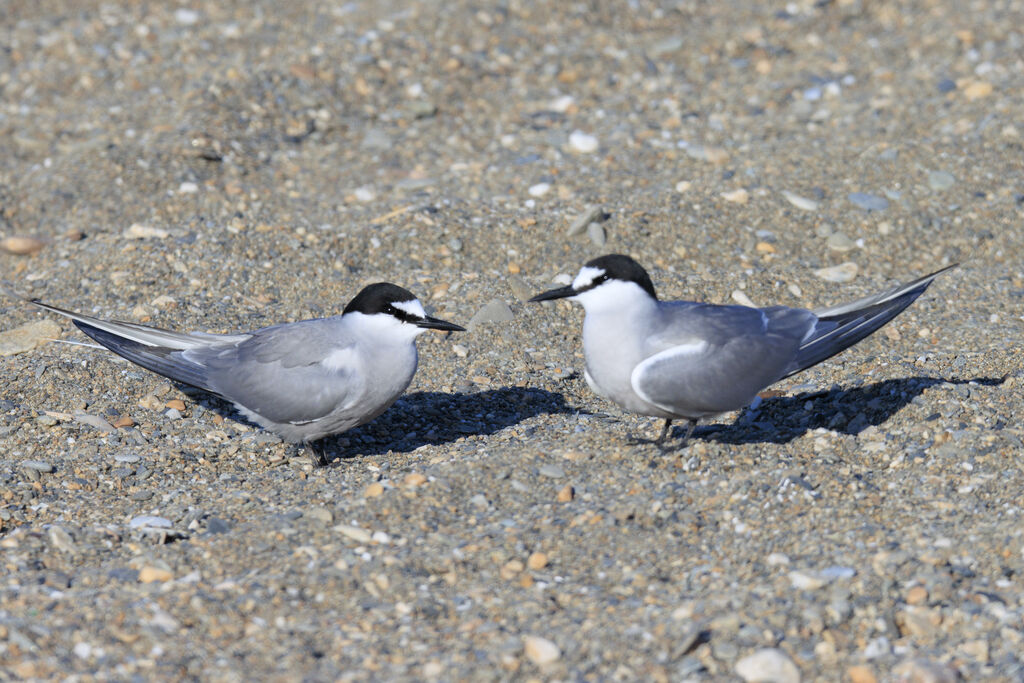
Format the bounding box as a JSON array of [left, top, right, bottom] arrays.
[[783, 264, 956, 378]]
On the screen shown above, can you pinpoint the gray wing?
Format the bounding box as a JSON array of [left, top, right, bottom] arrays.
[[632, 303, 816, 415], [190, 318, 366, 425]]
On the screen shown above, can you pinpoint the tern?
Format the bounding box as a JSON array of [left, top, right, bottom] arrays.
[[530, 254, 953, 446], [12, 283, 464, 464]]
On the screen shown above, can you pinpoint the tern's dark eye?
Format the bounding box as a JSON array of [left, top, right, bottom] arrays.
[[579, 274, 608, 292], [385, 304, 419, 324]]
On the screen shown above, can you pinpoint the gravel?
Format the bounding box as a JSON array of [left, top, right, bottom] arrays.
[[1, 0, 1023, 680]]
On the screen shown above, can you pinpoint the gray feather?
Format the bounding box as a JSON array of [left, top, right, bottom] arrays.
[[783, 265, 955, 378]]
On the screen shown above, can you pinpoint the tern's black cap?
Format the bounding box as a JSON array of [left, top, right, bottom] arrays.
[[343, 283, 417, 315], [583, 254, 658, 300]]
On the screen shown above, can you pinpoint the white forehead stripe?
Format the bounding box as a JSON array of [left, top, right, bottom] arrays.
[[572, 266, 606, 291], [393, 299, 426, 318]]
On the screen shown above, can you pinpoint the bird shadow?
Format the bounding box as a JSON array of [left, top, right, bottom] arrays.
[[180, 385, 578, 463], [690, 375, 1005, 445], [321, 386, 577, 461]]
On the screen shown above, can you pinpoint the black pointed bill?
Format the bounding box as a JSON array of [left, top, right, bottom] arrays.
[[415, 316, 466, 332], [528, 285, 577, 303]]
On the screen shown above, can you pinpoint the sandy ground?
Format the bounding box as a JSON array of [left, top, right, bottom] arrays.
[[2, 0, 1023, 680]]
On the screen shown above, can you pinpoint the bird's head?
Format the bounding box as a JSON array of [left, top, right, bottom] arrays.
[[529, 254, 658, 311], [344, 283, 465, 338]]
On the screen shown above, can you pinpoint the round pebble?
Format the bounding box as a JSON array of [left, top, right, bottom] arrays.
[[814, 262, 859, 283], [847, 192, 889, 211], [567, 130, 599, 154], [735, 648, 800, 683]]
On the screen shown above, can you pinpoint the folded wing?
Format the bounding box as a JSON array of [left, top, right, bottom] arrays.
[[632, 303, 815, 416]]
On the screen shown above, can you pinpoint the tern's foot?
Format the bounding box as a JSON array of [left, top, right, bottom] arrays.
[[296, 442, 330, 467], [633, 419, 698, 452]]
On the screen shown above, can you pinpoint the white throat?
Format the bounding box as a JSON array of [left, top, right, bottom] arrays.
[[347, 311, 424, 342]]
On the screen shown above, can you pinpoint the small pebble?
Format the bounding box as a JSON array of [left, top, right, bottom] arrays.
[[361, 128, 392, 150], [587, 222, 607, 246], [139, 566, 173, 583], [735, 648, 801, 683], [863, 637, 890, 659], [731, 290, 756, 307], [892, 658, 959, 683], [814, 262, 858, 283], [403, 472, 427, 487], [567, 130, 599, 153], [48, 526, 77, 554], [0, 235, 47, 255], [721, 188, 749, 204], [962, 80, 993, 100], [334, 524, 373, 544], [846, 665, 877, 683], [0, 320, 63, 357], [22, 460, 54, 473], [528, 182, 551, 197], [906, 585, 928, 604], [305, 507, 334, 524], [847, 193, 889, 211], [548, 95, 575, 113], [364, 482, 384, 497], [138, 394, 163, 410], [826, 232, 856, 252], [523, 635, 561, 665], [567, 205, 603, 236], [206, 518, 231, 534], [506, 275, 534, 302], [687, 145, 729, 164], [927, 170, 955, 192], [129, 515, 172, 529], [74, 413, 115, 433], [112, 415, 135, 429], [557, 484, 575, 502], [174, 8, 200, 25], [468, 300, 515, 329], [789, 570, 828, 590], [539, 464, 565, 479], [353, 186, 376, 202], [124, 223, 169, 239], [527, 552, 548, 570]]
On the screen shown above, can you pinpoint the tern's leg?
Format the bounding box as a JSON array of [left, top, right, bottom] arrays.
[[653, 419, 674, 446], [303, 441, 330, 467], [678, 419, 698, 447], [652, 418, 699, 453]]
